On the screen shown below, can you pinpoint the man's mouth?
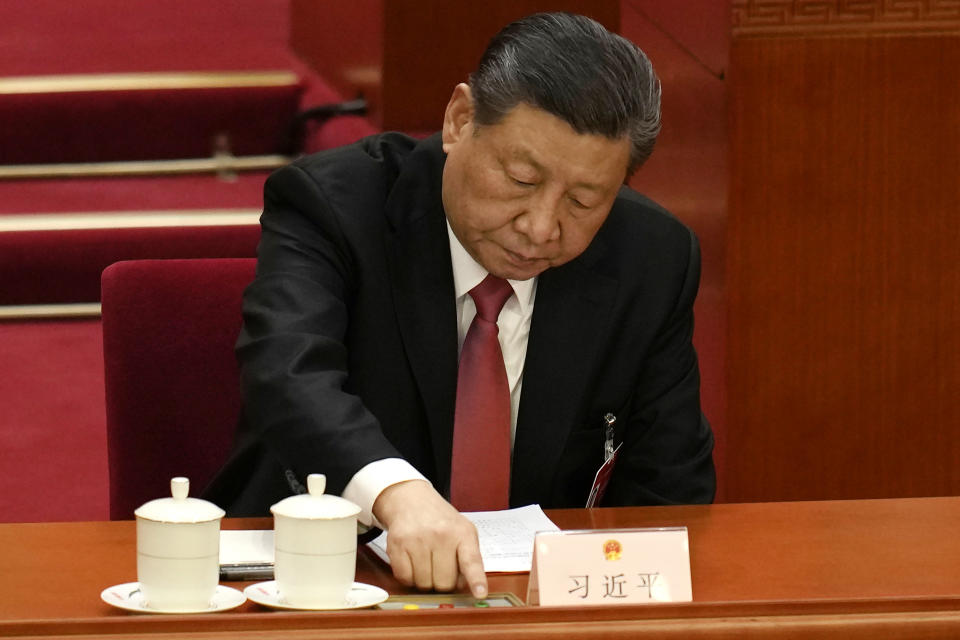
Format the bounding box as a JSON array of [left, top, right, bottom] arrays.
[[505, 248, 544, 264]]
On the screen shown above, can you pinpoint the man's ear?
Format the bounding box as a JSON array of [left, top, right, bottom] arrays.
[[442, 83, 473, 152]]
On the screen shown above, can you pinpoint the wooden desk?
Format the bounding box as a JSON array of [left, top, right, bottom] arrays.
[[3, 498, 960, 638]]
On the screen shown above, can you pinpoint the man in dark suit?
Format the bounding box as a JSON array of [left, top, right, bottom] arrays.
[[205, 12, 714, 598]]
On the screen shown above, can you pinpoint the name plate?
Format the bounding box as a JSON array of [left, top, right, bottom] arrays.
[[526, 527, 692, 606]]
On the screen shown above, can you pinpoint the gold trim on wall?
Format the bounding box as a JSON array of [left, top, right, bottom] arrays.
[[0, 303, 101, 320], [0, 71, 301, 94], [732, 0, 960, 37], [0, 155, 289, 180], [0, 209, 261, 233]]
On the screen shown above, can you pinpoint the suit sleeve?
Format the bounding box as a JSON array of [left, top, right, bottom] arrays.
[[233, 163, 403, 497], [604, 227, 716, 506]]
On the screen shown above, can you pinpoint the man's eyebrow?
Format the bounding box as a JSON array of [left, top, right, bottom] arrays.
[[505, 147, 542, 170], [570, 181, 605, 193]]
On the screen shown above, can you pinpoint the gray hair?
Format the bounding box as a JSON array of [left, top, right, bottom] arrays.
[[469, 12, 661, 175]]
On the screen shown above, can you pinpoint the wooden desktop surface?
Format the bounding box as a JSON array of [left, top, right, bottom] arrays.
[[3, 498, 960, 638]]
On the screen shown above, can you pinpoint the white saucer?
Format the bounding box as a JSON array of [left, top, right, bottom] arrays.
[[244, 581, 388, 610], [100, 582, 246, 614]]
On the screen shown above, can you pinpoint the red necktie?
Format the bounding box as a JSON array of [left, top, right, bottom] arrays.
[[450, 274, 514, 511]]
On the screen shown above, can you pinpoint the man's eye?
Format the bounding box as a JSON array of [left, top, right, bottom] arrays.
[[570, 197, 589, 209], [509, 175, 535, 187]]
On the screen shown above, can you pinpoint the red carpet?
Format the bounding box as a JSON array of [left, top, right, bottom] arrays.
[[0, 83, 305, 164], [0, 172, 269, 215], [0, 225, 260, 304], [2, 1, 295, 75], [1, 1, 376, 522], [0, 319, 108, 522], [2, 2, 726, 521], [1, 0, 347, 112]]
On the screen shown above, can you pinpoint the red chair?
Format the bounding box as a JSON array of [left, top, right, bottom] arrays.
[[101, 258, 256, 519]]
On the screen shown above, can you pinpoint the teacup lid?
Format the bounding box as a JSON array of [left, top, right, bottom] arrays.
[[270, 474, 361, 520], [134, 477, 225, 523]]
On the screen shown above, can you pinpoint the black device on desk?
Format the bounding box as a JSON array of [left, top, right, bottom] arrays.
[[220, 563, 274, 581]]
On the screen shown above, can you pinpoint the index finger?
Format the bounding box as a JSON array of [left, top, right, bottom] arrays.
[[456, 537, 488, 599]]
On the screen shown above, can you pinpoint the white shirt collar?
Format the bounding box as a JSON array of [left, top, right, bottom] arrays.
[[446, 221, 537, 314]]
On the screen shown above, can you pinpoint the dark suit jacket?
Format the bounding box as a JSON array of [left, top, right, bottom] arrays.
[[204, 132, 715, 514]]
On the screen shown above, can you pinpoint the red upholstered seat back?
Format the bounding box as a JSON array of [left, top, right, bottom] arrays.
[[101, 258, 256, 520]]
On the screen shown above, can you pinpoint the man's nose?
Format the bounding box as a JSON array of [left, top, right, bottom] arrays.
[[514, 192, 561, 244]]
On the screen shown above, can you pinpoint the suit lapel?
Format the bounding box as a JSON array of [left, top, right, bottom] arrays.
[[511, 240, 618, 506], [384, 137, 459, 491]]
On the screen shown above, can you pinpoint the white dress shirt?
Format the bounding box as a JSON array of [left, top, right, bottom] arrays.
[[342, 222, 537, 526]]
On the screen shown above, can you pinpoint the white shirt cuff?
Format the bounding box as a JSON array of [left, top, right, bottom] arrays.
[[341, 458, 429, 528]]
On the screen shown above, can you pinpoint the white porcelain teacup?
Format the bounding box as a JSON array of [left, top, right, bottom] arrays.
[[135, 477, 224, 611], [270, 474, 361, 608]]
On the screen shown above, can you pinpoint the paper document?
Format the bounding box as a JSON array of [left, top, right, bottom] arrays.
[[367, 504, 560, 573], [219, 529, 274, 565], [218, 505, 559, 573]]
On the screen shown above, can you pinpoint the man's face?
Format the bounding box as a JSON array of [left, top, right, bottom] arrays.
[[441, 85, 631, 281]]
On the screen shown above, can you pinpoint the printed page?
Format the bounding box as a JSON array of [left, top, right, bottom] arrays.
[[219, 529, 274, 565]]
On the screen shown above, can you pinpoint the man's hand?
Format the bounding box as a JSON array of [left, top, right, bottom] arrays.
[[372, 479, 488, 598]]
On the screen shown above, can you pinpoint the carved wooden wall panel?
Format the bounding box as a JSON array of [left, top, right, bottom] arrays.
[[732, 0, 960, 36]]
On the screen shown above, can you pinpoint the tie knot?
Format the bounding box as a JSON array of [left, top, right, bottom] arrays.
[[469, 274, 513, 322]]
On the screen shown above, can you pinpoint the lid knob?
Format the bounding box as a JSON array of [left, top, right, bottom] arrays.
[[135, 476, 224, 523], [171, 477, 189, 501], [307, 473, 326, 496], [270, 473, 360, 520]]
